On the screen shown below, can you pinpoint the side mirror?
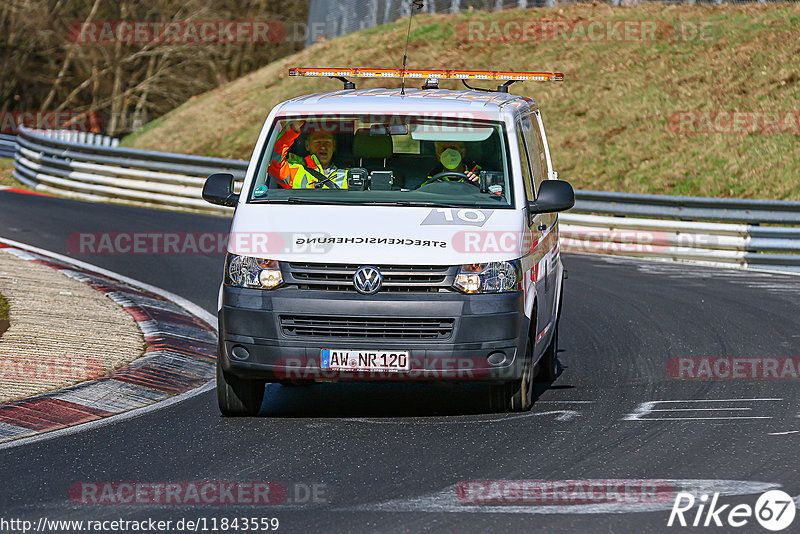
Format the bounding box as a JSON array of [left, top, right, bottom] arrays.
[[527, 179, 575, 214], [202, 173, 239, 207]]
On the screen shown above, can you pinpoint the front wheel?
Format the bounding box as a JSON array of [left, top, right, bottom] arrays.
[[536, 322, 559, 382], [489, 336, 534, 412], [216, 357, 265, 417]]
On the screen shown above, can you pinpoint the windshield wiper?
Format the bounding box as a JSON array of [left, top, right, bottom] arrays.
[[373, 200, 475, 208], [254, 197, 353, 205], [253, 199, 493, 207]]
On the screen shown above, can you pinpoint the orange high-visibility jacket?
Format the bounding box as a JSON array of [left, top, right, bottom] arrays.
[[267, 128, 348, 189]]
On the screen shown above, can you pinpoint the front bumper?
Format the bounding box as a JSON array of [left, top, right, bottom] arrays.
[[219, 287, 529, 382]]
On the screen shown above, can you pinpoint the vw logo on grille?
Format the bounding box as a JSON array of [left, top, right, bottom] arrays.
[[353, 266, 382, 295]]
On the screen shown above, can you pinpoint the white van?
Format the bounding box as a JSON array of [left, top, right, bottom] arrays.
[[203, 68, 574, 416]]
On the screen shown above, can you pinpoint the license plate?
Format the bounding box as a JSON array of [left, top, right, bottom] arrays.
[[320, 349, 410, 372]]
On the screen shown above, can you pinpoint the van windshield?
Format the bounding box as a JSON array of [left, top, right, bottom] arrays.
[[249, 114, 513, 208]]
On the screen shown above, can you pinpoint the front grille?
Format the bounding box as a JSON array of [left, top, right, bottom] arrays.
[[280, 314, 455, 340], [284, 263, 455, 293]]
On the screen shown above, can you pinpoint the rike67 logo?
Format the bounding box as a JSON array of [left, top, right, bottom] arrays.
[[668, 490, 795, 531]]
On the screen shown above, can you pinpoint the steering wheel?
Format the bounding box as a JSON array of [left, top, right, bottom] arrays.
[[304, 167, 340, 189], [312, 175, 340, 189], [427, 171, 479, 186]]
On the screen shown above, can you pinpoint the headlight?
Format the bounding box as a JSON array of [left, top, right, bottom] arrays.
[[454, 260, 522, 294], [225, 254, 283, 289]]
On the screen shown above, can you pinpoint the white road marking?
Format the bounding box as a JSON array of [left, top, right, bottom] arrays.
[[345, 479, 782, 515], [538, 400, 595, 403], [768, 430, 800, 436], [624, 399, 782, 421], [645, 398, 783, 403], [348, 410, 580, 425], [649, 408, 752, 411], [634, 417, 772, 421]]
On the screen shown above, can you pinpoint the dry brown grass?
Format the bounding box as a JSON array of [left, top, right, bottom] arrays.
[[124, 4, 800, 199]]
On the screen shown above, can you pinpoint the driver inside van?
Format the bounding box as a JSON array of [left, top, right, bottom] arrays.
[[267, 120, 348, 189], [420, 140, 481, 186]]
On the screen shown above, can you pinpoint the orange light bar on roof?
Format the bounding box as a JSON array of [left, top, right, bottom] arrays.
[[289, 67, 563, 82]]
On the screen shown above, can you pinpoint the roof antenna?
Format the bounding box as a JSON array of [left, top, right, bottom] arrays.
[[401, 0, 423, 95]]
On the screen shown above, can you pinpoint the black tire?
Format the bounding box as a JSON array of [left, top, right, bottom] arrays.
[[216, 357, 265, 417], [489, 336, 534, 412], [536, 322, 559, 382]]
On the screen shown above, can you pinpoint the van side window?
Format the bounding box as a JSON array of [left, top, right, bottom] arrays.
[[516, 122, 534, 202], [522, 113, 547, 195]]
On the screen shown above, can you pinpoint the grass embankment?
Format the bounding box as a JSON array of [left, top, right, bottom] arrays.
[[0, 292, 8, 320], [0, 159, 34, 191], [0, 291, 9, 336], [123, 4, 800, 200], [0, 159, 18, 187]]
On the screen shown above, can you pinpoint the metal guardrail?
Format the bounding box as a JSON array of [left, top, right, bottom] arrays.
[[563, 190, 800, 273], [10, 127, 800, 272], [559, 213, 800, 273], [13, 127, 246, 214], [0, 134, 15, 158], [574, 190, 800, 225], [22, 129, 119, 146]]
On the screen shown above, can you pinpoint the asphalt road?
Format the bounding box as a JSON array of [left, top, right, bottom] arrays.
[[0, 190, 798, 534]]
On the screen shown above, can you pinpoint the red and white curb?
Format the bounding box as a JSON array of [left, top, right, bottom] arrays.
[[0, 240, 217, 445]]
